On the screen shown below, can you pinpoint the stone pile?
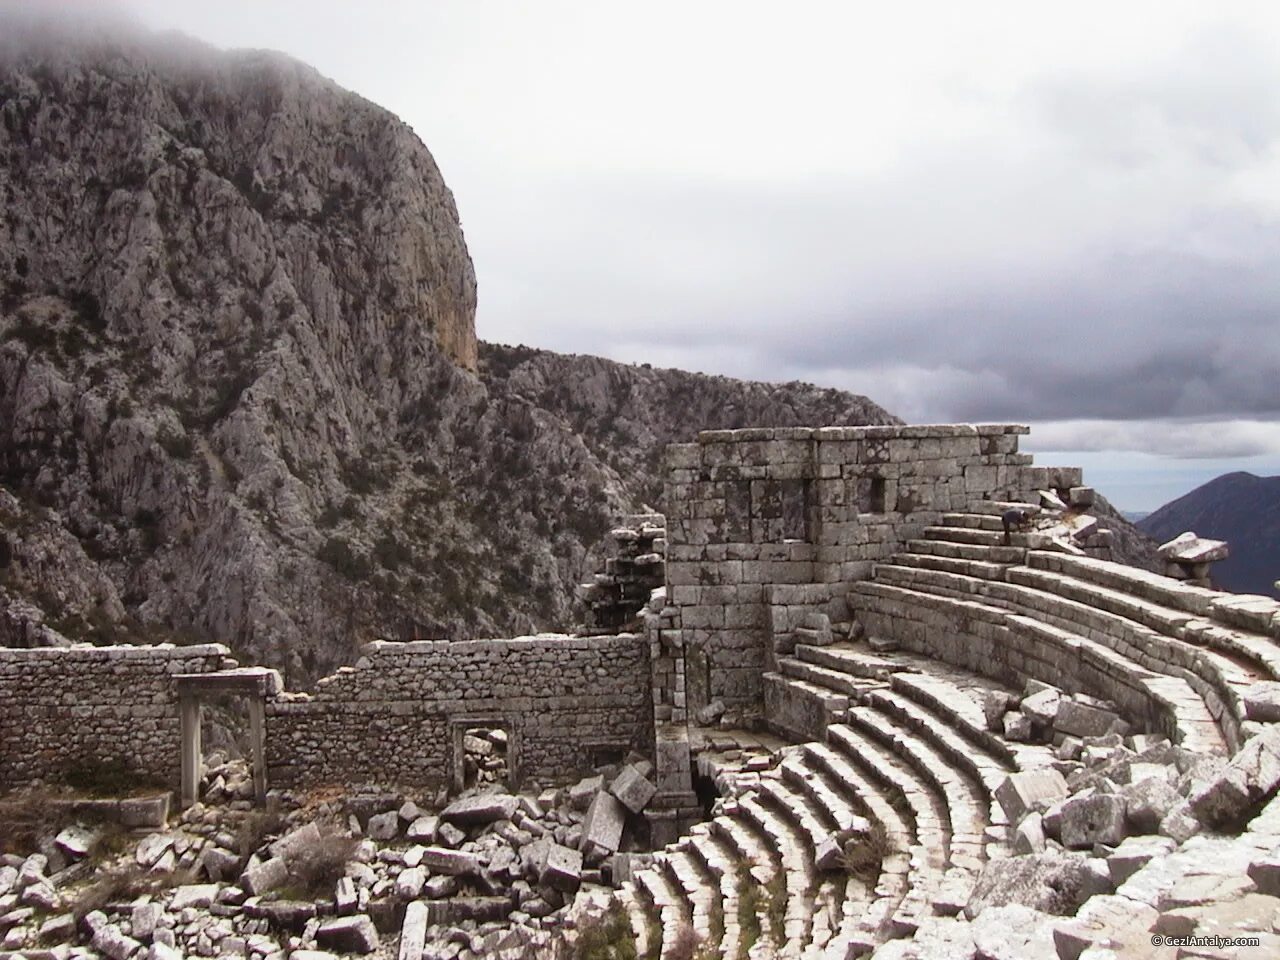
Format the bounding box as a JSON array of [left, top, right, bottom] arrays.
[[1158, 531, 1230, 587], [984, 679, 1131, 747], [578, 514, 667, 633], [0, 756, 662, 960], [459, 728, 508, 790]]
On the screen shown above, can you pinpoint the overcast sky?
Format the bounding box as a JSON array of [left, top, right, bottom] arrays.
[[110, 2, 1280, 508]]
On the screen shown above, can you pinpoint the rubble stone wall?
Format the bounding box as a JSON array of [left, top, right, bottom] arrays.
[[662, 424, 1078, 715], [265, 635, 653, 791], [0, 644, 230, 788]]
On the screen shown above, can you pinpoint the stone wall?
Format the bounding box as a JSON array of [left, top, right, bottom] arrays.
[[0, 644, 231, 789], [265, 634, 653, 791], [661, 424, 1078, 715]]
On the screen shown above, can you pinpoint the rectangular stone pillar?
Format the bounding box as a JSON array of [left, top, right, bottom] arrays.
[[179, 694, 202, 808]]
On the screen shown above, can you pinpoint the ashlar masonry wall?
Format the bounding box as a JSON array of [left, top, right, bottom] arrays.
[[0, 644, 231, 789], [661, 424, 1079, 717], [265, 634, 653, 792]]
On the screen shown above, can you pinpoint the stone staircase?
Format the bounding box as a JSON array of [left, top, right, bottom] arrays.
[[620, 645, 1059, 958], [853, 503, 1280, 756], [617, 500, 1280, 958]]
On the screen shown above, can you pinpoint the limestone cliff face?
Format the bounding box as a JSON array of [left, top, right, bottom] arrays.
[[0, 23, 898, 685]]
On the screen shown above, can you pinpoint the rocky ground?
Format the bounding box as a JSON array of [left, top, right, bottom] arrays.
[[0, 747, 670, 960]]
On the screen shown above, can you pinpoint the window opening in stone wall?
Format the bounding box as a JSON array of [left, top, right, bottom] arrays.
[[857, 476, 887, 514], [461, 724, 510, 789]]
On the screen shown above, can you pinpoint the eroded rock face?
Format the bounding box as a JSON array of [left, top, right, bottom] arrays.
[[0, 18, 898, 683]]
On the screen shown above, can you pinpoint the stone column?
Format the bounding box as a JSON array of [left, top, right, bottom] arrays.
[[179, 693, 202, 808]]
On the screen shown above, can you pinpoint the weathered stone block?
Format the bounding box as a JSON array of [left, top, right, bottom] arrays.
[[608, 765, 657, 814], [994, 769, 1070, 823], [1060, 793, 1127, 849], [579, 791, 627, 855], [316, 915, 380, 954], [442, 794, 518, 825]]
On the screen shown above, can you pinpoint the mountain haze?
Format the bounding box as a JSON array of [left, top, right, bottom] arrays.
[[0, 18, 896, 685], [1139, 472, 1280, 597]]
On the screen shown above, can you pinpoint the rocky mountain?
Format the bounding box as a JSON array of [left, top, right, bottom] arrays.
[[0, 18, 897, 686], [1139, 472, 1280, 597]]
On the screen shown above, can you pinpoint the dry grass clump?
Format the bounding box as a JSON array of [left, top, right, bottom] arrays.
[[281, 829, 358, 899], [836, 821, 894, 883], [71, 866, 194, 925], [570, 898, 638, 960]]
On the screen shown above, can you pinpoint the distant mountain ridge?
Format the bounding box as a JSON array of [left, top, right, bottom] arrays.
[[1138, 472, 1280, 597]]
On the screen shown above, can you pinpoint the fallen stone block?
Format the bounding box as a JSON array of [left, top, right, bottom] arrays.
[[53, 825, 96, 860], [968, 903, 1059, 959], [1060, 793, 1128, 849], [417, 847, 482, 876], [538, 843, 583, 892], [442, 793, 518, 826], [92, 923, 143, 960], [335, 876, 358, 914], [270, 822, 322, 860], [1020, 688, 1062, 726], [1055, 699, 1123, 739], [994, 769, 1070, 823], [365, 811, 400, 841], [568, 775, 604, 810], [240, 856, 288, 896], [608, 765, 657, 814], [119, 796, 169, 830], [1158, 532, 1228, 564], [965, 853, 1112, 919], [170, 883, 219, 910], [405, 815, 438, 842], [398, 901, 428, 960], [1013, 812, 1046, 855], [1003, 711, 1033, 742], [437, 822, 466, 847], [579, 791, 627, 855], [1243, 682, 1280, 722], [1122, 774, 1178, 834], [316, 915, 380, 954], [131, 902, 163, 942], [135, 834, 174, 869], [1158, 802, 1201, 844], [199, 845, 242, 882]]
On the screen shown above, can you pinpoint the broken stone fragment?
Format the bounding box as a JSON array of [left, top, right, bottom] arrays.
[[395, 866, 426, 898], [316, 915, 380, 954], [1002, 710, 1033, 742], [53, 825, 96, 860], [135, 834, 174, 869], [170, 883, 219, 910], [567, 775, 604, 810], [965, 853, 1113, 919], [1121, 775, 1178, 834], [398, 901, 428, 960], [335, 876, 357, 914], [1020, 688, 1062, 726], [1106, 835, 1175, 886], [406, 815, 439, 842], [1013, 812, 1046, 855], [131, 902, 163, 942]]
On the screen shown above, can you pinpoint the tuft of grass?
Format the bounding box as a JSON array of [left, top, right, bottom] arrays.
[[281, 829, 357, 899], [764, 870, 787, 946], [835, 821, 893, 885], [667, 926, 704, 960], [572, 898, 638, 960], [235, 800, 288, 858], [72, 865, 194, 926]]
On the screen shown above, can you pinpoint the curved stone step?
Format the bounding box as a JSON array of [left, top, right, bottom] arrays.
[[635, 862, 693, 958], [885, 549, 1011, 582], [779, 752, 865, 834], [660, 850, 718, 955], [710, 807, 784, 949], [801, 742, 917, 949], [843, 704, 989, 871], [737, 792, 818, 953], [904, 538, 1025, 565], [619, 878, 661, 959], [685, 831, 741, 959], [825, 724, 949, 937], [850, 580, 1228, 756]]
